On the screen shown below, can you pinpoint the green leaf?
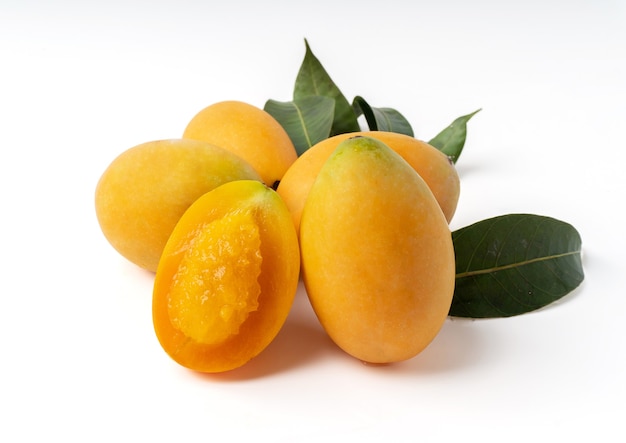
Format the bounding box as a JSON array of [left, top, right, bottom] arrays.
[[264, 96, 335, 156], [293, 39, 360, 136], [352, 96, 414, 137], [450, 214, 584, 318], [428, 109, 481, 164]]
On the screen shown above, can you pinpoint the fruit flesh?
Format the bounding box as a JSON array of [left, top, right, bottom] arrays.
[[300, 136, 455, 364], [277, 131, 460, 236], [183, 100, 298, 187], [167, 210, 262, 345], [95, 139, 262, 272], [153, 180, 300, 373]]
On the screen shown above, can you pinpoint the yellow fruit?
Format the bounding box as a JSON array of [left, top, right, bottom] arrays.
[[182, 100, 298, 187], [95, 139, 262, 272], [277, 131, 460, 236], [300, 136, 455, 364], [153, 180, 300, 373]]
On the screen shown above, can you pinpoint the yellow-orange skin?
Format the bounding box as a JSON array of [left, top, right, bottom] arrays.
[[153, 180, 300, 373], [95, 139, 262, 272], [300, 136, 455, 364], [183, 100, 298, 187], [277, 131, 460, 236]]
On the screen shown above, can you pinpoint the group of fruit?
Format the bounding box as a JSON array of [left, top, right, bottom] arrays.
[[95, 99, 464, 372]]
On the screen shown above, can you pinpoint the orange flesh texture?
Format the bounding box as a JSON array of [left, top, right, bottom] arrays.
[[277, 131, 460, 236], [94, 139, 262, 272], [182, 100, 298, 187], [167, 210, 262, 345], [300, 138, 455, 364], [153, 180, 300, 372]]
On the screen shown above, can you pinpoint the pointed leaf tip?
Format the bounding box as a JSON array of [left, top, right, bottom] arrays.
[[429, 108, 481, 163], [293, 41, 359, 136]]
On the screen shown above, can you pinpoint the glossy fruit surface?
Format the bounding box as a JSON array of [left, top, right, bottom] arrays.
[[300, 136, 455, 364], [153, 180, 300, 373], [277, 131, 460, 236], [182, 100, 298, 187], [95, 139, 261, 272]]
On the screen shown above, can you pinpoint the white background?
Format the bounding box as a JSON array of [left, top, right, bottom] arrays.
[[2, 1, 625, 441]]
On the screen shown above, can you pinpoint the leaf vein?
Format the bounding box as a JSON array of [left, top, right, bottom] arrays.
[[293, 102, 312, 148], [455, 250, 581, 279]]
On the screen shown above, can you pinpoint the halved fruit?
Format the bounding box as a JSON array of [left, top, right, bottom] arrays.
[[152, 180, 300, 373]]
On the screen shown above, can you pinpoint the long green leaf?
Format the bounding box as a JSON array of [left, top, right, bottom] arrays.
[[428, 109, 481, 163], [293, 39, 360, 136], [450, 214, 584, 318], [352, 96, 414, 136], [264, 96, 335, 156]]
